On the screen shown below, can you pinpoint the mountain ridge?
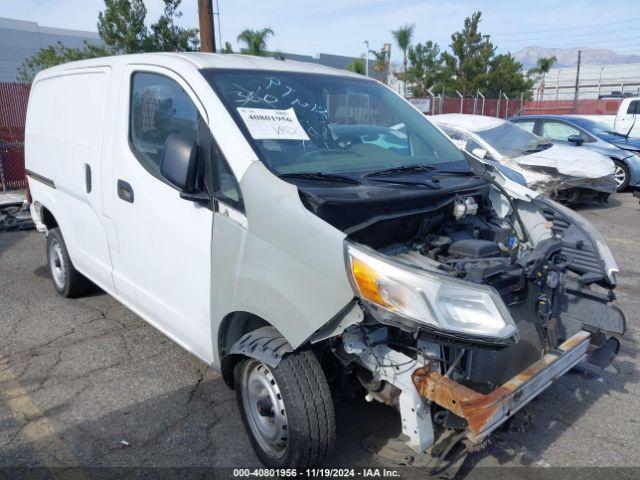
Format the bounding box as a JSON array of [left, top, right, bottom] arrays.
[[513, 46, 640, 69]]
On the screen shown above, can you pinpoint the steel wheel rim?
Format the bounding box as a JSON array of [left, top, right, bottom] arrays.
[[49, 239, 66, 289], [241, 360, 288, 459], [613, 165, 626, 186]]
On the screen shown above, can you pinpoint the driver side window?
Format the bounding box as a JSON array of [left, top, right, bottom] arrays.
[[130, 72, 199, 179], [540, 121, 589, 142]]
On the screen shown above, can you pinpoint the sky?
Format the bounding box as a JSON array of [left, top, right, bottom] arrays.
[[1, 0, 639, 61]]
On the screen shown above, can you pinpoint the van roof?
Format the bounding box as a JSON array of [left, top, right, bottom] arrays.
[[35, 52, 367, 79]]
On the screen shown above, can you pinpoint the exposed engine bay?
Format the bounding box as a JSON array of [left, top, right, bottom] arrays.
[[299, 171, 625, 460]]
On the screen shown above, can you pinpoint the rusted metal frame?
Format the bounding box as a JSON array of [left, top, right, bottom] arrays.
[[412, 330, 591, 441]]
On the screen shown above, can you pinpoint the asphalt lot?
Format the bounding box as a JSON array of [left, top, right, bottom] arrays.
[[1, 192, 640, 477]]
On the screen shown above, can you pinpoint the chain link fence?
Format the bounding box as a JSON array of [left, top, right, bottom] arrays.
[[0, 82, 30, 191]]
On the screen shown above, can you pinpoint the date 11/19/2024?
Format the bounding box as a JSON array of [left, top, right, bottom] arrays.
[[233, 468, 401, 478]]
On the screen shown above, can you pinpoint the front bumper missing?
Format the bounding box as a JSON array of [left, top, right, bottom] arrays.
[[412, 330, 591, 443]]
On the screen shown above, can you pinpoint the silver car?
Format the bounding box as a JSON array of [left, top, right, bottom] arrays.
[[510, 114, 640, 191]]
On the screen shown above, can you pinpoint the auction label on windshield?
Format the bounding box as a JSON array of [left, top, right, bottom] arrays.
[[237, 107, 310, 141]]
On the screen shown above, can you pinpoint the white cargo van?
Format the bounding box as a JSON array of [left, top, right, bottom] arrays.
[[26, 53, 625, 469]]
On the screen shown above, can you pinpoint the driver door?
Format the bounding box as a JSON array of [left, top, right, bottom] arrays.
[[539, 120, 589, 145], [103, 65, 214, 361]]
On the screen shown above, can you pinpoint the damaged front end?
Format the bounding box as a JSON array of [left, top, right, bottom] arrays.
[[501, 155, 617, 202], [313, 175, 625, 455]]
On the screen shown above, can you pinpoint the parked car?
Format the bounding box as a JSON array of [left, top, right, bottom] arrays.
[[431, 114, 617, 203], [331, 123, 529, 186], [25, 53, 625, 469], [509, 114, 640, 191]]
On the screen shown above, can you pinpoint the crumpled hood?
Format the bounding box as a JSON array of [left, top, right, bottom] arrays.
[[515, 144, 615, 178], [499, 144, 616, 195]]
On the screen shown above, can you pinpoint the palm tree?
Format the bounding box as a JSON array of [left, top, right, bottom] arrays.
[[370, 48, 390, 84], [391, 24, 415, 96], [527, 56, 557, 101], [237, 28, 274, 56]]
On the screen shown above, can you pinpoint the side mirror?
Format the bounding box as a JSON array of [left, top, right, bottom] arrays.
[[471, 147, 488, 159], [567, 134, 584, 146], [160, 134, 208, 203]]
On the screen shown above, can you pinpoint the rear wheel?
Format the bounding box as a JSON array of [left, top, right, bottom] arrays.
[[235, 351, 336, 468], [613, 160, 630, 192], [46, 228, 93, 297]]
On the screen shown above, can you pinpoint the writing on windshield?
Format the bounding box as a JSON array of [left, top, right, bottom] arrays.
[[201, 69, 467, 176]]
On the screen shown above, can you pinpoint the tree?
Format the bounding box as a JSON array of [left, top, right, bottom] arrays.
[[17, 41, 111, 82], [18, 0, 200, 81], [369, 48, 390, 84], [347, 58, 366, 75], [527, 56, 557, 100], [237, 28, 274, 56], [442, 11, 495, 96], [391, 24, 415, 96], [222, 42, 234, 54], [422, 11, 532, 100], [97, 0, 150, 53], [406, 41, 441, 97], [148, 0, 199, 51], [487, 53, 533, 99]]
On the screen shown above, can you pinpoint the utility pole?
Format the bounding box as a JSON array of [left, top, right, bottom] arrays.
[[198, 0, 216, 53], [573, 50, 582, 110]]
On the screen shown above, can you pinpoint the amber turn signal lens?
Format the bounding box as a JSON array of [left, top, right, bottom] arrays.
[[351, 257, 392, 308]]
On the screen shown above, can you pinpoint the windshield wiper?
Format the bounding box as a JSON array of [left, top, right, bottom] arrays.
[[604, 130, 628, 139], [364, 164, 436, 177], [433, 169, 476, 176], [279, 172, 361, 184]]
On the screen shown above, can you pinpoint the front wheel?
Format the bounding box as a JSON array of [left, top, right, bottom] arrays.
[[235, 351, 336, 468], [613, 160, 630, 192]]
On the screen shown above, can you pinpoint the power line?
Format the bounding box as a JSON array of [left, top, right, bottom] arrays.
[[500, 39, 640, 51], [491, 17, 640, 37], [493, 25, 640, 41], [499, 36, 640, 47]]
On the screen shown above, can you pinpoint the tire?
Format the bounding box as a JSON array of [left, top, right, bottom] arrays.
[[613, 160, 630, 192], [235, 350, 336, 468], [46, 227, 92, 298]]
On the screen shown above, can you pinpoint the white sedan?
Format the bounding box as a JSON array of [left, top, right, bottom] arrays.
[[431, 114, 617, 203]]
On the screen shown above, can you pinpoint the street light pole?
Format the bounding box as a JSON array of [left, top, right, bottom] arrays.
[[364, 40, 369, 77]]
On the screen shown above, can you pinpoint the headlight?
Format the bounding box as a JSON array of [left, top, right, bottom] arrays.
[[345, 242, 518, 344]]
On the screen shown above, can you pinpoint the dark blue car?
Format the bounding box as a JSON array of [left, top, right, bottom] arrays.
[[510, 115, 640, 191]]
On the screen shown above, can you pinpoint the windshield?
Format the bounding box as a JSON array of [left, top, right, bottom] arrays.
[[477, 121, 547, 157], [569, 118, 624, 138], [201, 69, 467, 176]]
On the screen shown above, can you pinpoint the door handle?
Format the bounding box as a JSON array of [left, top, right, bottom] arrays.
[[85, 164, 92, 193], [117, 179, 134, 203]]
